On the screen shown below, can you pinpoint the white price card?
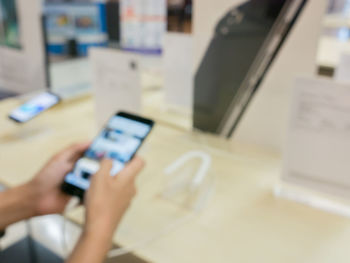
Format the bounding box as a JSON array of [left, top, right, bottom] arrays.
[[90, 48, 141, 127], [282, 77, 350, 198], [164, 32, 194, 109]]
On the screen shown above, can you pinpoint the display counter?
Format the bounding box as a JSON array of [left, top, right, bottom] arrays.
[[1, 95, 350, 263]]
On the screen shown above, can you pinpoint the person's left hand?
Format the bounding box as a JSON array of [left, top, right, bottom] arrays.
[[27, 143, 90, 216]]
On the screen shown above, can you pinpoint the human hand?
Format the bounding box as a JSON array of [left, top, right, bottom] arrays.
[[84, 157, 145, 240], [27, 143, 90, 216]]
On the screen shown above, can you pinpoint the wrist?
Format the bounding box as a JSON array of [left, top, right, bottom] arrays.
[[84, 214, 122, 243], [82, 222, 114, 245], [0, 183, 39, 229], [21, 182, 41, 217]]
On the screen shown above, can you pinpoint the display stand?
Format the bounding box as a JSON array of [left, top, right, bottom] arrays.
[[162, 151, 214, 212]]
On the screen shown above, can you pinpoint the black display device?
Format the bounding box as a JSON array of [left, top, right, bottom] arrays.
[[61, 112, 154, 198], [106, 1, 120, 43], [193, 0, 308, 137]]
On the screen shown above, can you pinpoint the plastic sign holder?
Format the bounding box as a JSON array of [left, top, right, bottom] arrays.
[[277, 77, 350, 217], [90, 48, 141, 128]]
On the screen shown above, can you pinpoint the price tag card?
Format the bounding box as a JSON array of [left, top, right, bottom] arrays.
[[164, 32, 194, 110], [282, 77, 350, 199], [90, 48, 141, 127]]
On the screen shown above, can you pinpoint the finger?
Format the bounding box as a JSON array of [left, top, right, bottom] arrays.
[[97, 159, 114, 178], [62, 142, 91, 163], [118, 156, 145, 180], [88, 159, 113, 191]]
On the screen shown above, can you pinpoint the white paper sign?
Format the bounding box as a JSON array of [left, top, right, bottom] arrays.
[[283, 77, 350, 198], [334, 53, 350, 84], [164, 33, 193, 109], [90, 48, 141, 127]]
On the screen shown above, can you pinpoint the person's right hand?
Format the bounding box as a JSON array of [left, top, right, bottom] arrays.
[[83, 157, 145, 241], [67, 157, 145, 263]]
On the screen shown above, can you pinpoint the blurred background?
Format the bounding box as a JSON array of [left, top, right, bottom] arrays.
[[320, 0, 350, 75], [39, 0, 193, 98], [2, 1, 350, 263]]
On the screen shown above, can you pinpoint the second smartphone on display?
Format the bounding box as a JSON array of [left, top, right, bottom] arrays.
[[8, 92, 61, 123]]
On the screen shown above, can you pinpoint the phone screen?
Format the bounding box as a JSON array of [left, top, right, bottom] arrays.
[[63, 113, 154, 194], [9, 92, 60, 123]]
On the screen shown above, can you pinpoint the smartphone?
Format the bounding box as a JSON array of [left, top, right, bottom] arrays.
[[61, 112, 154, 198], [9, 92, 61, 123], [194, 0, 307, 137]]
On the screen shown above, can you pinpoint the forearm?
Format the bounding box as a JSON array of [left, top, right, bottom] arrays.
[[66, 229, 113, 263], [0, 183, 38, 230]]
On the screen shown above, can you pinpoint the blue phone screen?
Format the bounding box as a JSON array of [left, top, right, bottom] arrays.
[[64, 115, 151, 190], [10, 92, 60, 122]]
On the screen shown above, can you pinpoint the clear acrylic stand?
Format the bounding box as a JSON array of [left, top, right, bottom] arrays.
[[162, 151, 214, 212]]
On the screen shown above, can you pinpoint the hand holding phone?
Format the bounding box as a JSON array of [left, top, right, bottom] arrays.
[[62, 112, 154, 198], [84, 157, 144, 234]]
